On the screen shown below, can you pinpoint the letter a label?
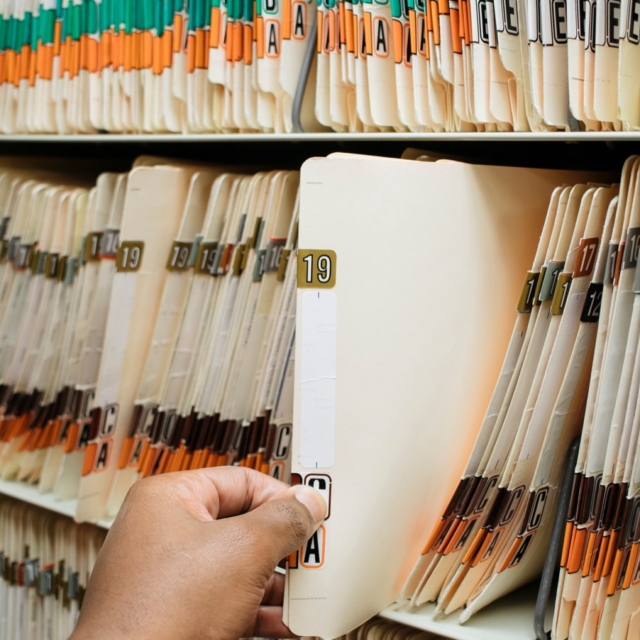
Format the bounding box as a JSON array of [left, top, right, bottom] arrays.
[[300, 525, 326, 568], [374, 17, 390, 57], [93, 439, 112, 473]]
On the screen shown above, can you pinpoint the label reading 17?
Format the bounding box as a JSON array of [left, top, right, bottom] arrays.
[[297, 249, 337, 289]]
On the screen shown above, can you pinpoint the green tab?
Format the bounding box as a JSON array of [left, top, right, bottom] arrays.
[[41, 9, 55, 45], [87, 0, 98, 35], [0, 18, 6, 51]]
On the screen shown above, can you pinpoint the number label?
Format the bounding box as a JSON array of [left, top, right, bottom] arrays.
[[517, 271, 539, 313], [84, 232, 103, 262], [167, 241, 193, 272], [297, 249, 337, 289], [551, 273, 572, 315], [574, 237, 599, 278], [195, 241, 219, 275], [581, 282, 603, 323], [116, 241, 144, 272]]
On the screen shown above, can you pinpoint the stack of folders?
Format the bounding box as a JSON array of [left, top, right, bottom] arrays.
[[1, 0, 640, 133], [398, 154, 640, 640], [0, 498, 107, 640], [283, 152, 600, 637], [0, 158, 299, 523]]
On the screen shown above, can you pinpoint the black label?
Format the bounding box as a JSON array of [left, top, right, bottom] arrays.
[[581, 282, 604, 323]]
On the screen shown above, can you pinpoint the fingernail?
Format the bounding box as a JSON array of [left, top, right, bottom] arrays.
[[294, 486, 327, 525]]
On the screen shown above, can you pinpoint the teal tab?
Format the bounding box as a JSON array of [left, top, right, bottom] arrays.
[[0, 18, 6, 51], [86, 0, 98, 35], [124, 0, 133, 34], [71, 2, 82, 40], [41, 9, 55, 45], [390, 0, 400, 17]]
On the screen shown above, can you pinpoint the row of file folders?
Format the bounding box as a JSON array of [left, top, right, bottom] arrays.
[[2, 0, 640, 133], [2, 151, 640, 640]]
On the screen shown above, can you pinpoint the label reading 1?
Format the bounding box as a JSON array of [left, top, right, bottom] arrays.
[[517, 271, 539, 313], [551, 273, 572, 315], [623, 228, 640, 270], [298, 250, 337, 289], [538, 261, 565, 302], [166, 241, 193, 272], [581, 283, 603, 323], [99, 229, 119, 259], [116, 242, 144, 273], [84, 232, 102, 262], [604, 243, 619, 285]]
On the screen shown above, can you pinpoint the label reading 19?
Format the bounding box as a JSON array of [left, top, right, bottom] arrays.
[[116, 242, 144, 273], [297, 250, 337, 289], [167, 241, 193, 272]]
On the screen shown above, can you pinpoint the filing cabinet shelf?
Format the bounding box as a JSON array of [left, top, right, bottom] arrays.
[[380, 582, 549, 640], [0, 478, 113, 529]]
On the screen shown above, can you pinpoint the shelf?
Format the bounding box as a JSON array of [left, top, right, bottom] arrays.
[[0, 478, 113, 529], [380, 581, 550, 640], [0, 132, 638, 142]]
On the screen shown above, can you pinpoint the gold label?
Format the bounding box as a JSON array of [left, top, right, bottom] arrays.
[[45, 253, 61, 279], [277, 249, 292, 282], [116, 241, 144, 273], [84, 232, 102, 262], [551, 273, 572, 315], [232, 245, 247, 276], [166, 240, 193, 272], [297, 250, 337, 289], [517, 271, 539, 313], [194, 241, 218, 275]]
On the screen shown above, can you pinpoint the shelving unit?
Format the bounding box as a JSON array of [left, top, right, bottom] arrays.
[[0, 479, 113, 529], [380, 582, 551, 640], [0, 131, 626, 640]]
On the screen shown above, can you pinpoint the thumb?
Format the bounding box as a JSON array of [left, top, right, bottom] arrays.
[[237, 485, 327, 571]]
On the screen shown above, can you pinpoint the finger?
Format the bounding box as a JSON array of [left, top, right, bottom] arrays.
[[261, 572, 285, 606], [235, 485, 327, 570], [244, 606, 298, 639], [148, 467, 292, 521]]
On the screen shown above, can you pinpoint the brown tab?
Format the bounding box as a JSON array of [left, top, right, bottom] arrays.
[[574, 237, 600, 278]]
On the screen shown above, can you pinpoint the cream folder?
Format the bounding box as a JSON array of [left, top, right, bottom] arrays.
[[285, 155, 592, 638]]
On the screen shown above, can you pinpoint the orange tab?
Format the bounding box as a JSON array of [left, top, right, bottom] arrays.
[[152, 34, 163, 74], [210, 8, 221, 48], [608, 549, 625, 596], [179, 452, 193, 471], [463, 529, 487, 565], [623, 543, 640, 590], [123, 33, 133, 72], [593, 535, 610, 583], [141, 31, 153, 69], [582, 531, 598, 577], [64, 422, 80, 454], [561, 522, 574, 568], [603, 530, 619, 577], [392, 19, 402, 64], [567, 527, 588, 574], [174, 14, 184, 53], [112, 31, 122, 70], [162, 31, 173, 69], [87, 37, 99, 73], [81, 443, 98, 476], [118, 437, 134, 469], [187, 34, 196, 72]]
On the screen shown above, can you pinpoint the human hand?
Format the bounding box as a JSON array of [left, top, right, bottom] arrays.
[[70, 467, 327, 640]]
